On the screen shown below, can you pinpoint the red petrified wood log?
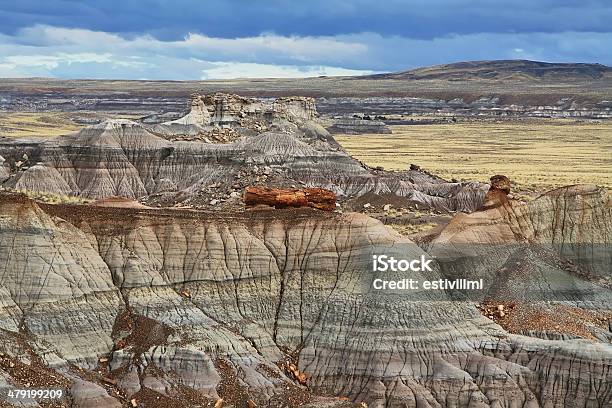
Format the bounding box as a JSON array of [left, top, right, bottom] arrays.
[[244, 186, 336, 211]]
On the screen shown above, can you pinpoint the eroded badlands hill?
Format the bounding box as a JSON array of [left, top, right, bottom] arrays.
[[0, 90, 610, 407], [0, 93, 487, 212], [0, 183, 610, 407]]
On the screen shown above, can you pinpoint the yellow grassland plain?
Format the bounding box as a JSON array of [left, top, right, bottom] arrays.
[[336, 120, 612, 192]]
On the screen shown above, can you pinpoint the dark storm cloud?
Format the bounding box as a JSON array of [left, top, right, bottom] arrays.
[[1, 0, 611, 39]]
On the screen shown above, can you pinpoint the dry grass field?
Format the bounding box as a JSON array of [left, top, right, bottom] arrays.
[[336, 120, 612, 192], [0, 112, 82, 137], [0, 112, 142, 137]]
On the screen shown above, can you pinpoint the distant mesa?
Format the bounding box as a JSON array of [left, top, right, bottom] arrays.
[[146, 92, 318, 143], [327, 115, 392, 135], [362, 60, 612, 81]]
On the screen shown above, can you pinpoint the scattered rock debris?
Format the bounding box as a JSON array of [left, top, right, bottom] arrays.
[[112, 310, 175, 355], [0, 353, 70, 390], [0, 332, 71, 394], [278, 360, 308, 385], [130, 386, 206, 408], [215, 359, 252, 406], [477, 301, 611, 340]]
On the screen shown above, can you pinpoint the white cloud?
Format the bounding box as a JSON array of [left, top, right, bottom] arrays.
[[183, 33, 367, 63], [0, 25, 371, 79], [200, 62, 373, 79], [3, 53, 113, 69]]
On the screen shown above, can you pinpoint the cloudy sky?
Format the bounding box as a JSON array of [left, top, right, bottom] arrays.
[[0, 0, 610, 79]]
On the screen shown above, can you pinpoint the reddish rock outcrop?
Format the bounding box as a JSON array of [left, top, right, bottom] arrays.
[[244, 186, 336, 211], [481, 174, 511, 209]]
